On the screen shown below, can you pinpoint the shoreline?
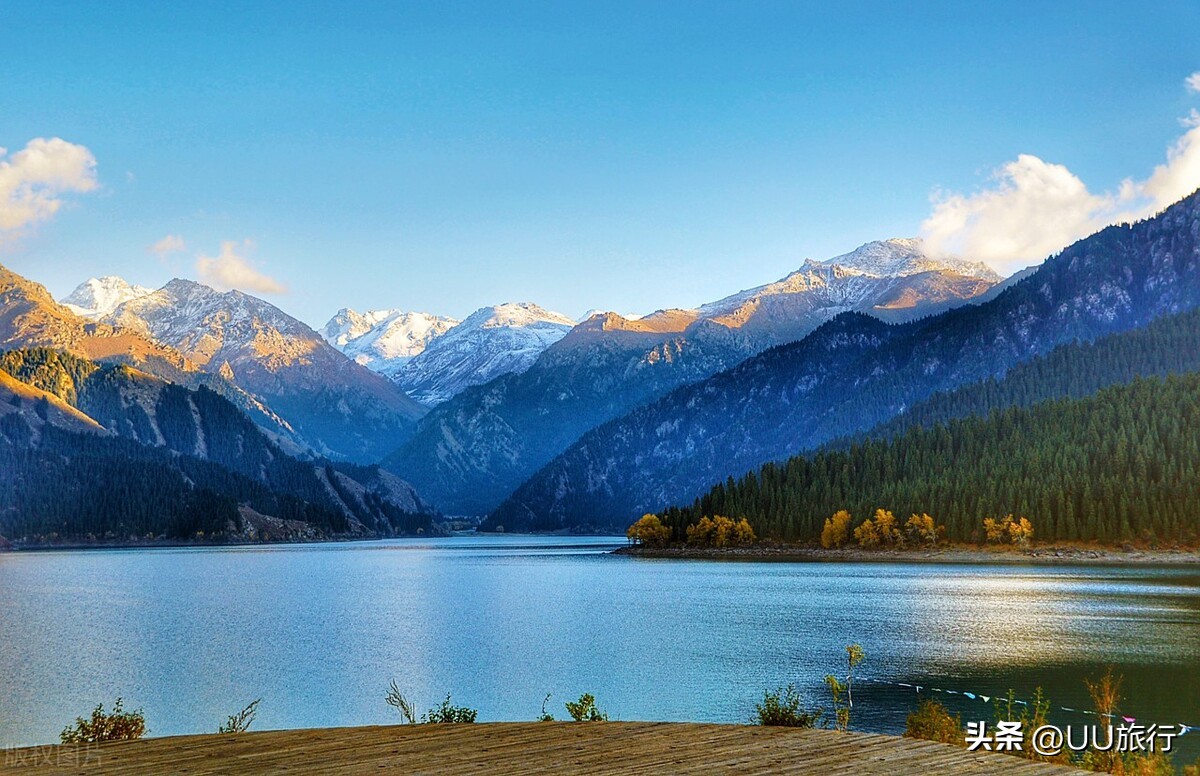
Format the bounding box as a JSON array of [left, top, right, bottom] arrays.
[[0, 531, 617, 553], [613, 543, 1200, 565]]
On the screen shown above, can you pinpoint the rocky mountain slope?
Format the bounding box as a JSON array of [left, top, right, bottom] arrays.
[[0, 349, 435, 543], [385, 239, 998, 515], [2, 264, 300, 446], [103, 279, 427, 461], [488, 190, 1200, 531]]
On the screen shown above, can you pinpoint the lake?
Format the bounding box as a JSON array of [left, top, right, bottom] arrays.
[[2, 535, 1198, 762]]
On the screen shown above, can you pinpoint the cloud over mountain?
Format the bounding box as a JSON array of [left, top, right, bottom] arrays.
[[195, 240, 286, 294], [149, 234, 186, 257], [0, 137, 97, 238], [921, 76, 1200, 275]]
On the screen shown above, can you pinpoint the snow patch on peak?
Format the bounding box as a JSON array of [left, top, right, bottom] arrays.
[[61, 276, 154, 318], [321, 307, 459, 372], [391, 301, 575, 405], [464, 302, 577, 330], [824, 238, 1001, 281]]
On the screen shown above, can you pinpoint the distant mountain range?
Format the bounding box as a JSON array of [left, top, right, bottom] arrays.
[[95, 279, 427, 462], [382, 238, 1001, 515], [488, 191, 1200, 531], [7, 186, 1200, 547]]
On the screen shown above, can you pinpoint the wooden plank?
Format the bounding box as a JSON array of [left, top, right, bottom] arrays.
[[0, 723, 1086, 775]]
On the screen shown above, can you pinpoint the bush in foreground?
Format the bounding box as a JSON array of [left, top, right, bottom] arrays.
[[218, 699, 262, 734], [565, 693, 607, 722], [385, 681, 477, 724], [60, 699, 146, 743], [904, 700, 963, 745], [425, 695, 478, 724], [754, 685, 820, 728]]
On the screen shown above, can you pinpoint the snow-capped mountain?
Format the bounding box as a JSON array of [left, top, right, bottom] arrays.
[[3, 265, 303, 447], [696, 237, 999, 342], [820, 237, 1000, 280], [384, 239, 1000, 514], [491, 191, 1200, 532], [320, 308, 458, 375], [390, 302, 576, 405], [61, 276, 154, 318], [102, 278, 427, 462]]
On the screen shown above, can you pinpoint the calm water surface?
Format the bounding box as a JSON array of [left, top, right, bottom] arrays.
[[2, 536, 1198, 759]]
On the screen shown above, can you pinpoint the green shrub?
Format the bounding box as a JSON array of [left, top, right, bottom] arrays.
[[60, 699, 147, 743], [424, 695, 477, 724], [565, 693, 607, 722], [385, 682, 476, 723], [754, 685, 820, 728]]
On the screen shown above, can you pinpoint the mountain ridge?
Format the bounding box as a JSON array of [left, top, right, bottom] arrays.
[[384, 238, 999, 514], [488, 189, 1200, 531], [102, 278, 427, 461]]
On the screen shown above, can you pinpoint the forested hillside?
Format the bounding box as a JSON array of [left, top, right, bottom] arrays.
[[853, 305, 1200, 445], [661, 374, 1200, 545], [491, 190, 1200, 531], [0, 348, 438, 544]]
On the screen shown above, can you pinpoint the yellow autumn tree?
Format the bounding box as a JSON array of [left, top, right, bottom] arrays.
[[731, 518, 756, 546], [821, 510, 852, 549], [873, 509, 902, 547], [982, 516, 1007, 543], [982, 515, 1035, 547], [904, 513, 940, 547], [686, 516, 716, 546], [686, 516, 755, 547], [627, 514, 670, 547], [853, 517, 880, 548], [1007, 516, 1034, 547]]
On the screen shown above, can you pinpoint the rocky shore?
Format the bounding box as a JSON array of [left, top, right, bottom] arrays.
[[613, 543, 1200, 565]]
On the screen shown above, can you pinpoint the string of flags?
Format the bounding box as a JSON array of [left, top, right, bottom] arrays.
[[854, 676, 1194, 736]]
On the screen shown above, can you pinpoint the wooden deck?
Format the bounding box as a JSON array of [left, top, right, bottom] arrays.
[[1, 722, 1084, 775]]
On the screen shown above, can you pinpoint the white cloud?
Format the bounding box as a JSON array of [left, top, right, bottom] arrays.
[[922, 116, 1200, 275], [149, 234, 186, 256], [1187, 71, 1200, 94], [1141, 119, 1200, 208], [0, 137, 97, 237], [195, 240, 287, 294]]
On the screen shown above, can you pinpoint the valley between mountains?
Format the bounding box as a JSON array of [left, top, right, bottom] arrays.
[[3, 193, 1199, 547]]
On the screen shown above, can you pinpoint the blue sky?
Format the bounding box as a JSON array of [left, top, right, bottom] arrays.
[[1, 0, 1199, 326]]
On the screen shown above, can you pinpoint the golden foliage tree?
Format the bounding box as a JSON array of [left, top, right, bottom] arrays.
[[732, 517, 756, 545], [821, 510, 852, 549], [873, 509, 902, 546], [983, 515, 1034, 547], [626, 514, 670, 547], [1008, 516, 1034, 547], [904, 513, 940, 546], [686, 515, 755, 547], [853, 516, 880, 548]]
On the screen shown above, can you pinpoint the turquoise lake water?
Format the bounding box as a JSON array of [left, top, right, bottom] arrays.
[[1, 535, 1197, 761]]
